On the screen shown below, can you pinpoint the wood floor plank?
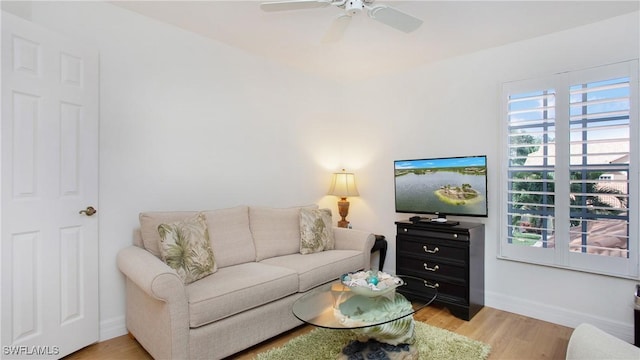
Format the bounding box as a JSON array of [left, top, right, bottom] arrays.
[[63, 305, 574, 359]]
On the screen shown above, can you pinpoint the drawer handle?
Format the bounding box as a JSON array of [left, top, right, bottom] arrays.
[[423, 245, 439, 254], [423, 263, 439, 272], [423, 281, 439, 289], [453, 234, 458, 238]]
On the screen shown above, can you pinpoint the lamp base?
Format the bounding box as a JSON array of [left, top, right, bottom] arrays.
[[337, 198, 350, 228]]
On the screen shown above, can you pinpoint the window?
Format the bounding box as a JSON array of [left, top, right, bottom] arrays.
[[500, 61, 639, 279]]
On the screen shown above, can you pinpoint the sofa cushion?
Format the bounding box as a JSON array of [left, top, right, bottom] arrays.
[[260, 250, 363, 292], [250, 205, 317, 261], [158, 213, 217, 284], [299, 208, 334, 254], [186, 262, 299, 328], [202, 206, 256, 268], [139, 211, 199, 257]]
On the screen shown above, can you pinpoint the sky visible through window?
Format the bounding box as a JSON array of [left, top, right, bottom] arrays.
[[508, 77, 629, 142]]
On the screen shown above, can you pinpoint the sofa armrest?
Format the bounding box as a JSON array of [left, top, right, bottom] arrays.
[[333, 227, 376, 270], [566, 323, 640, 360], [117, 245, 187, 302], [117, 246, 189, 359]]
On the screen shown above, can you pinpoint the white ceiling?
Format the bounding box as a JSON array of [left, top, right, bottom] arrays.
[[110, 0, 639, 82]]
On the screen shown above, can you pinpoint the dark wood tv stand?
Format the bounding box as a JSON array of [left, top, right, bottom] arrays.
[[395, 220, 485, 320]]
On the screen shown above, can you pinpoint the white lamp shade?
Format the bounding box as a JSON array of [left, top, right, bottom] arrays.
[[328, 172, 359, 197]]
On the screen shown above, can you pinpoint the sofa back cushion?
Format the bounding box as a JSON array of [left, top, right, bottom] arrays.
[[202, 206, 256, 268], [139, 211, 199, 258], [250, 205, 317, 261]]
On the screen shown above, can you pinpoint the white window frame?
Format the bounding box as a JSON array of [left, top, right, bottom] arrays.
[[499, 60, 639, 279]]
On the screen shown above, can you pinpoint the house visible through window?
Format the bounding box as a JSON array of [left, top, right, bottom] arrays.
[[500, 61, 639, 279]]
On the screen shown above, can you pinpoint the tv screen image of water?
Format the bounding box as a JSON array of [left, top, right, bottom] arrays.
[[395, 171, 487, 216]]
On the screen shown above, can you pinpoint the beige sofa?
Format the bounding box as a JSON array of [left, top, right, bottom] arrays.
[[116, 205, 375, 359]]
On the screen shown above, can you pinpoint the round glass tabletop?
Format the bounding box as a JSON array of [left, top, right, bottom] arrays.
[[292, 274, 437, 330]]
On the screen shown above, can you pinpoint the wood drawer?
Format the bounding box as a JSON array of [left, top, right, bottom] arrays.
[[397, 226, 470, 241], [402, 276, 468, 303], [397, 256, 466, 280], [397, 236, 467, 264]]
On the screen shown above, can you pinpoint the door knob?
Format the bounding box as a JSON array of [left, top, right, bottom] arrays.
[[79, 206, 97, 216]]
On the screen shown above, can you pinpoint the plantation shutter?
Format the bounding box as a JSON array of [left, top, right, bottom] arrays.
[[502, 77, 558, 265], [566, 64, 636, 276], [500, 61, 638, 278]]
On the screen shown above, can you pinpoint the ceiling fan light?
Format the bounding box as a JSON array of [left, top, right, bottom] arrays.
[[345, 0, 363, 16]]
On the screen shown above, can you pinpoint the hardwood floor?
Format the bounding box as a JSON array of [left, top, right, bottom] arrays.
[[64, 305, 573, 359]]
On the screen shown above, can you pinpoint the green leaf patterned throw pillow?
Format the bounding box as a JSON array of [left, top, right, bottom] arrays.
[[157, 213, 216, 284], [300, 208, 334, 254]]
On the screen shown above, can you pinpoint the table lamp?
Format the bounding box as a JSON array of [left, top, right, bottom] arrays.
[[327, 169, 359, 228]]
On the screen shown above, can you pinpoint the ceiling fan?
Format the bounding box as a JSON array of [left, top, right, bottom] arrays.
[[260, 0, 423, 42]]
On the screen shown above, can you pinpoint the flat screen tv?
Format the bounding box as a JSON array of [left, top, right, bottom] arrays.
[[394, 155, 488, 219]]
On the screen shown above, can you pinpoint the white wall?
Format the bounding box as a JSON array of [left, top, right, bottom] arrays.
[[342, 12, 640, 342], [5, 0, 639, 344], [9, 1, 351, 340]]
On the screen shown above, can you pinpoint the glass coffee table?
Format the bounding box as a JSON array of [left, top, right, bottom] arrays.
[[292, 274, 437, 358]]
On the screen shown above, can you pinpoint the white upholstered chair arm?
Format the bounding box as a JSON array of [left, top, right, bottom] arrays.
[[566, 323, 640, 360]]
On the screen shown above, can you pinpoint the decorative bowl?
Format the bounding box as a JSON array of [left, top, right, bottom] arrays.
[[340, 271, 404, 297]]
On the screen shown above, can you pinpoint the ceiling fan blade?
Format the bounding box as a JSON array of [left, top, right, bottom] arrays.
[[367, 5, 423, 33], [260, 0, 331, 12], [322, 14, 351, 43]]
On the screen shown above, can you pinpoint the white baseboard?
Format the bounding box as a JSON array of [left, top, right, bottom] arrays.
[[485, 290, 635, 343], [99, 315, 127, 342]]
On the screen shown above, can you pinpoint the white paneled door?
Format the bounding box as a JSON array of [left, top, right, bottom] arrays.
[[1, 12, 99, 359]]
